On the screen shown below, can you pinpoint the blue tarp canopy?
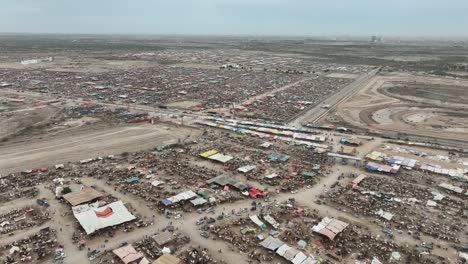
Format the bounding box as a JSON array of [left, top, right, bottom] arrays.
[[366, 163, 378, 171], [270, 153, 281, 162], [302, 171, 316, 177], [162, 198, 172, 206], [340, 138, 349, 144], [126, 176, 139, 183], [269, 153, 290, 162]]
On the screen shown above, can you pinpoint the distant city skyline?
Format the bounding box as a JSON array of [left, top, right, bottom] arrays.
[[1, 0, 467, 37]]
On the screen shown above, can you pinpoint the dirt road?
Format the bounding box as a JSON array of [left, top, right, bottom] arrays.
[[335, 73, 468, 146], [0, 124, 196, 175]]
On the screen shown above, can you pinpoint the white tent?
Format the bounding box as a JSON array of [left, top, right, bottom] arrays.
[[238, 165, 256, 173], [208, 153, 233, 163], [72, 201, 136, 235], [250, 215, 266, 229]]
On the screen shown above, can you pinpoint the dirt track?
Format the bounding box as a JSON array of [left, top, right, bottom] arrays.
[[0, 124, 198, 175], [335, 73, 468, 144]]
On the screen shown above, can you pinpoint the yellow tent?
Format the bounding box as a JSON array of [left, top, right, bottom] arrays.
[[200, 149, 218, 158]]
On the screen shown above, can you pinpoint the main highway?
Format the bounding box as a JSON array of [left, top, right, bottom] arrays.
[[288, 67, 381, 126]]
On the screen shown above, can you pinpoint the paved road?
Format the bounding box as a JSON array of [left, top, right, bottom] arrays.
[[288, 68, 380, 127]]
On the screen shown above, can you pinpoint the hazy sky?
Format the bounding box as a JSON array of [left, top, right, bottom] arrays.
[[1, 0, 467, 37]]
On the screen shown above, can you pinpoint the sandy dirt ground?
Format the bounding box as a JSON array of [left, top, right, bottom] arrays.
[[326, 73, 359, 79], [166, 100, 202, 109], [0, 106, 59, 140], [0, 124, 198, 175], [366, 55, 441, 62], [335, 73, 468, 143], [0, 57, 157, 73], [0, 91, 61, 140]]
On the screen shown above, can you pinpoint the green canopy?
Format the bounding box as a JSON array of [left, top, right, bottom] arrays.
[[154, 146, 164, 151], [126, 176, 139, 183], [302, 171, 316, 177], [240, 227, 257, 234]]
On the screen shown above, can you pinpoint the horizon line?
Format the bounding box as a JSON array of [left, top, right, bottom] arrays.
[[0, 32, 468, 41]]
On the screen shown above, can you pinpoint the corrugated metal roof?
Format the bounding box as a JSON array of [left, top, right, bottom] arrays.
[[152, 254, 182, 264], [63, 187, 105, 206]]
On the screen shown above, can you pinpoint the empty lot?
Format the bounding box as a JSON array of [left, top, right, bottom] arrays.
[[0, 124, 198, 175]]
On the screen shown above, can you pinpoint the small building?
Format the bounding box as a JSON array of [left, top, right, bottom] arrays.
[[312, 217, 348, 240], [62, 187, 105, 206], [153, 231, 175, 247], [339, 146, 357, 156], [152, 254, 182, 264], [112, 244, 143, 264]]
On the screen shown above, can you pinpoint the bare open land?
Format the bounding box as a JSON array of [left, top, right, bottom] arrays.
[[331, 74, 468, 146], [0, 124, 196, 175]]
